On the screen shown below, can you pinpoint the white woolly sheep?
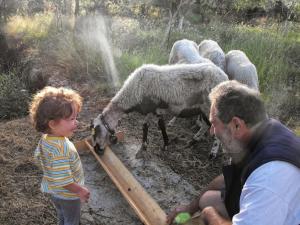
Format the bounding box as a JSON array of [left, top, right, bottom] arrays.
[[168, 39, 212, 126], [169, 39, 212, 65], [168, 39, 222, 158], [91, 63, 228, 158], [198, 39, 226, 71], [225, 50, 259, 90]]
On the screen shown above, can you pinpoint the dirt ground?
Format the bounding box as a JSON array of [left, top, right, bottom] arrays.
[[0, 78, 223, 225]]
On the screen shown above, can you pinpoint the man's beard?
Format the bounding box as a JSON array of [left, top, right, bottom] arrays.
[[217, 127, 246, 163]]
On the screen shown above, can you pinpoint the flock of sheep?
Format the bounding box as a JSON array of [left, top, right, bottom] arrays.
[[91, 38, 259, 159]]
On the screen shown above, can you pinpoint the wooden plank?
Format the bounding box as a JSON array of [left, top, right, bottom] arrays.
[[184, 214, 205, 225], [76, 140, 167, 225], [75, 139, 90, 153]]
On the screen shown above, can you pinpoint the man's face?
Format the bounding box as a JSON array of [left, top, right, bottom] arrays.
[[209, 105, 244, 155]]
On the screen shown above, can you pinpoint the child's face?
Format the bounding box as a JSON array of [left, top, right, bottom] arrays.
[[49, 106, 79, 137]]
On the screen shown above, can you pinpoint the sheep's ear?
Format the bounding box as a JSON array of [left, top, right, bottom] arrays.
[[91, 127, 95, 136]]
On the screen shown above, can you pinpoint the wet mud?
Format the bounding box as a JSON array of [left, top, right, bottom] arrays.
[[0, 92, 223, 225]]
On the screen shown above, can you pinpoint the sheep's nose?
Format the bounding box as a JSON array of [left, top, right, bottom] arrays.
[[94, 143, 104, 156], [90, 120, 94, 129]]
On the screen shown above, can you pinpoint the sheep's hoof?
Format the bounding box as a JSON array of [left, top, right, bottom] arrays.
[[193, 134, 202, 142], [161, 145, 168, 151], [209, 152, 217, 160], [136, 143, 147, 159], [188, 139, 197, 146], [140, 142, 147, 151], [209, 140, 220, 160], [167, 120, 176, 127], [196, 120, 203, 128], [135, 150, 143, 159]]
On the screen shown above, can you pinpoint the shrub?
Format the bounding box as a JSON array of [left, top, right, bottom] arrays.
[[0, 71, 30, 120], [5, 14, 52, 45]]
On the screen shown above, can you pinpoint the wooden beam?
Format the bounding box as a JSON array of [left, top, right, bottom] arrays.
[[76, 140, 167, 225], [186, 213, 205, 225]]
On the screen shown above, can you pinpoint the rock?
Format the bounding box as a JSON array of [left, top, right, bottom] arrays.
[[81, 212, 95, 224]]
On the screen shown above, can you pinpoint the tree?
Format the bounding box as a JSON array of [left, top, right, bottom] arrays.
[[75, 0, 80, 16], [28, 0, 45, 16], [147, 0, 195, 47], [0, 0, 18, 24]]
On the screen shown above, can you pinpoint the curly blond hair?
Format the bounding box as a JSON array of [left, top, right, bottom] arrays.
[[29, 86, 83, 133]]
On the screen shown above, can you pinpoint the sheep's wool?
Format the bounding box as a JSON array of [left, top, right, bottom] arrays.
[[112, 63, 228, 116]]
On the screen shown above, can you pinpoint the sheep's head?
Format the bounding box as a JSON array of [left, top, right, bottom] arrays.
[[91, 114, 117, 155]]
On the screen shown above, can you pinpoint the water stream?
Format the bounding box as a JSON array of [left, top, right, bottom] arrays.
[[74, 15, 120, 88]]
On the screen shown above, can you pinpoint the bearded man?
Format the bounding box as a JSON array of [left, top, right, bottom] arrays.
[[167, 80, 300, 225]]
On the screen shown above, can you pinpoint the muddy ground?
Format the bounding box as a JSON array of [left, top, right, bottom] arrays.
[[0, 79, 223, 225]]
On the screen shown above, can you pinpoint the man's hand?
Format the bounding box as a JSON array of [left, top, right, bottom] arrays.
[[201, 206, 232, 225], [166, 205, 191, 225]]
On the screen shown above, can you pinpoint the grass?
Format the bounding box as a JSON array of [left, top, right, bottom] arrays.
[[115, 20, 298, 88], [116, 45, 168, 82], [5, 14, 53, 45], [221, 26, 287, 91], [295, 127, 300, 136], [11, 13, 296, 94]]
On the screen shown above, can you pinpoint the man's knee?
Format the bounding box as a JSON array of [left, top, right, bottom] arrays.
[[199, 190, 229, 219], [199, 190, 222, 209]]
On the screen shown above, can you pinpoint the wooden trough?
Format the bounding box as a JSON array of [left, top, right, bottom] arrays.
[[75, 139, 167, 225], [75, 138, 205, 225]]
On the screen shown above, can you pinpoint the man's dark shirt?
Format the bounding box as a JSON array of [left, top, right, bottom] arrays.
[[223, 118, 300, 218]]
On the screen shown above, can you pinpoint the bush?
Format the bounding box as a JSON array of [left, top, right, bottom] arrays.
[[5, 14, 52, 45], [0, 71, 30, 120], [116, 45, 168, 82]]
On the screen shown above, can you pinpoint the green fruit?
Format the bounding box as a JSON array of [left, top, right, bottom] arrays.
[[175, 212, 191, 224]]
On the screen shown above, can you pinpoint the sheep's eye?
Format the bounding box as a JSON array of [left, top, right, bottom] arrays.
[[94, 125, 101, 136], [91, 125, 101, 142]]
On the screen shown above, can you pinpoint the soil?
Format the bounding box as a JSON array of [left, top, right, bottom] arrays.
[[0, 77, 223, 225]]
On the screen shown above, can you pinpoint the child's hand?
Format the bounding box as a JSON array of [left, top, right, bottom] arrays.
[[78, 186, 90, 203], [63, 183, 91, 203]]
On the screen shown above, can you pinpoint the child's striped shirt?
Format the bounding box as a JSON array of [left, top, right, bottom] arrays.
[[34, 135, 84, 199]]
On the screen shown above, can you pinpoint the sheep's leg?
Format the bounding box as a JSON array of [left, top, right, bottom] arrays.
[[136, 115, 150, 159], [193, 121, 209, 141], [141, 121, 149, 151], [209, 138, 221, 159], [196, 115, 203, 128], [193, 111, 211, 140], [158, 116, 169, 150]]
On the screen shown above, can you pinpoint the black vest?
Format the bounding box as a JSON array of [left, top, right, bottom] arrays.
[[223, 119, 300, 218]]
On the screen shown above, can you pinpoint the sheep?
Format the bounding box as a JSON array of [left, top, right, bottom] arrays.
[[225, 50, 259, 90], [169, 39, 212, 65], [91, 63, 228, 158], [168, 39, 219, 155], [198, 39, 226, 71], [169, 39, 226, 158], [168, 39, 212, 127]]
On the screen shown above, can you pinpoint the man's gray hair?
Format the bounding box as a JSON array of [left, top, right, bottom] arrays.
[[209, 80, 267, 127]]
